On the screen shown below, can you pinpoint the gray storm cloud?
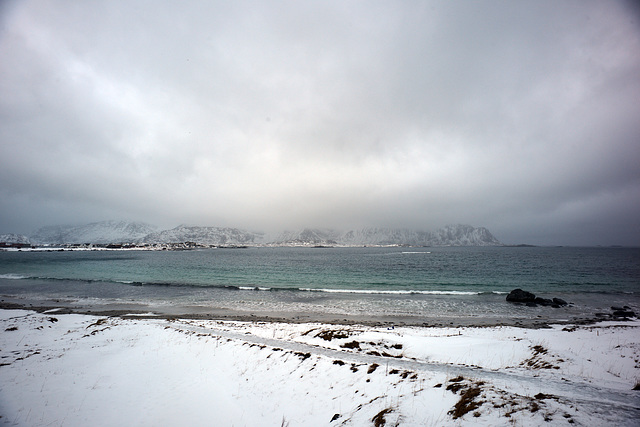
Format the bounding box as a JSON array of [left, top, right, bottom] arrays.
[[0, 0, 639, 245]]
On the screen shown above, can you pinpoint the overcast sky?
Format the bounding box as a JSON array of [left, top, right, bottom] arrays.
[[1, 1, 639, 245]]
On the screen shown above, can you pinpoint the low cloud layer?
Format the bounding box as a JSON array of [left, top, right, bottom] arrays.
[[1, 0, 639, 245]]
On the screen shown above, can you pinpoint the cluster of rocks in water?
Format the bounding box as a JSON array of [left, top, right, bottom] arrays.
[[601, 306, 637, 319], [505, 289, 569, 308], [506, 288, 637, 319]]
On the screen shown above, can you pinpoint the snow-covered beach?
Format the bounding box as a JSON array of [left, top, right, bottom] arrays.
[[1, 308, 638, 426]]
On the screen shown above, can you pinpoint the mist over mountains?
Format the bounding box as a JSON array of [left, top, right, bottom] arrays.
[[8, 221, 502, 247], [273, 225, 501, 246], [27, 221, 158, 245], [142, 225, 264, 246]]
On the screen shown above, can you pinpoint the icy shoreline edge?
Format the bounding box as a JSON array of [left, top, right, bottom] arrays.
[[0, 299, 616, 329]]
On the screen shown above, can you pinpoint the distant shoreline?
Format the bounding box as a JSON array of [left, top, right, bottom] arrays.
[[3, 244, 639, 252]]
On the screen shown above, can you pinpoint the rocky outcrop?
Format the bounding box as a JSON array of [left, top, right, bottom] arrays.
[[506, 289, 569, 308], [592, 306, 637, 322], [505, 289, 536, 303], [610, 306, 636, 318], [507, 290, 638, 320]]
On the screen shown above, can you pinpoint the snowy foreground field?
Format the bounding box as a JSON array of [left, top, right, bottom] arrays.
[[1, 310, 638, 426]]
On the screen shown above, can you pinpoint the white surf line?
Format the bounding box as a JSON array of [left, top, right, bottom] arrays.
[[165, 320, 640, 413]]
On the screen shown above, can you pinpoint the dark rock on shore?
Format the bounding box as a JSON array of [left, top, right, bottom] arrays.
[[507, 290, 637, 319], [506, 289, 570, 308], [611, 306, 636, 318], [506, 289, 536, 303], [613, 310, 636, 318], [535, 297, 554, 306], [553, 298, 568, 306]]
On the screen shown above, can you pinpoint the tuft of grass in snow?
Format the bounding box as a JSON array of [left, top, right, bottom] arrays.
[[521, 343, 559, 370], [449, 385, 483, 419], [316, 329, 350, 341], [531, 345, 547, 355], [341, 340, 361, 350], [443, 376, 488, 420], [371, 407, 394, 427]]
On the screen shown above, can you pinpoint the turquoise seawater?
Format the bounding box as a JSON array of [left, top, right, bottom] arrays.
[[1, 247, 638, 322]]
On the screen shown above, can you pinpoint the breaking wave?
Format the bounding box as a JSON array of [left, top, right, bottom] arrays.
[[0, 273, 27, 280]]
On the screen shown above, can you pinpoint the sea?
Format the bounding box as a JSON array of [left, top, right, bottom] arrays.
[[1, 246, 638, 325]]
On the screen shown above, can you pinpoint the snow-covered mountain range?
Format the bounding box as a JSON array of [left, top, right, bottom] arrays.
[[13, 221, 502, 247], [142, 225, 264, 246], [0, 234, 31, 244], [29, 221, 158, 245], [273, 225, 501, 246]]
